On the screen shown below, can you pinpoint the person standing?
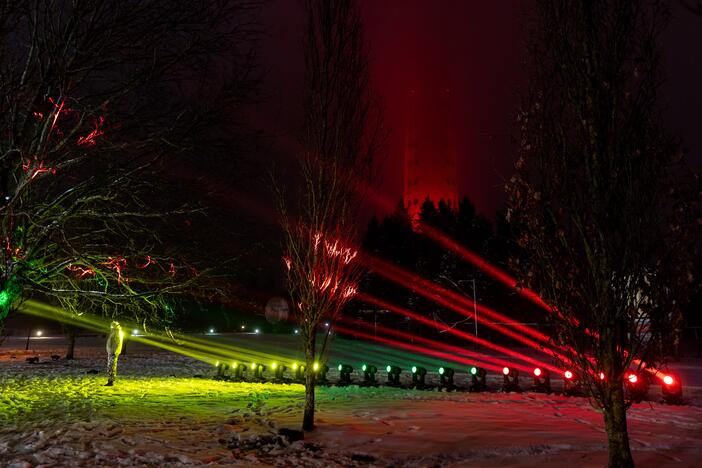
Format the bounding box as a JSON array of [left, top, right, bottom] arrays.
[[105, 321, 124, 386]]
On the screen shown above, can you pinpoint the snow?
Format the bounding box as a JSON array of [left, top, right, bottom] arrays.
[[1, 335, 701, 466]]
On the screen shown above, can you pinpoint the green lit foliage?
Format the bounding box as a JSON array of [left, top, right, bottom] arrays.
[[0, 1, 260, 327]]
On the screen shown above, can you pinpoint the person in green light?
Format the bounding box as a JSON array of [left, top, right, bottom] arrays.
[[105, 321, 124, 386]]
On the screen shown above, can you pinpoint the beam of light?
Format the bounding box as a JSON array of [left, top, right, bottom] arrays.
[[356, 292, 562, 372], [339, 316, 538, 373], [360, 254, 568, 357], [19, 300, 291, 367], [418, 223, 551, 311], [334, 324, 508, 373]]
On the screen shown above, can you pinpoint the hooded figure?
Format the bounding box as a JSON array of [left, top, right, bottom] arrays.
[[105, 321, 124, 386]]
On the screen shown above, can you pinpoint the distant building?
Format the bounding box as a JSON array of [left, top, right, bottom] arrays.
[[403, 88, 458, 227]]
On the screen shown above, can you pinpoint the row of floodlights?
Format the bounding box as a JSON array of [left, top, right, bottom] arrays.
[[212, 362, 683, 404]]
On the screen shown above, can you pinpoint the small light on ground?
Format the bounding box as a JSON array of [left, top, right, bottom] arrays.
[[35, 330, 43, 337], [254, 328, 260, 334]]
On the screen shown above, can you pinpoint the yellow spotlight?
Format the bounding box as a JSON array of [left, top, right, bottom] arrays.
[[250, 362, 256, 370], [232, 362, 237, 369], [292, 362, 298, 370], [215, 361, 219, 367], [271, 362, 277, 369], [313, 362, 319, 371]]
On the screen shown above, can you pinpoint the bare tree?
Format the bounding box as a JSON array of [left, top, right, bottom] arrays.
[[0, 1, 260, 332], [506, 1, 700, 466], [277, 0, 382, 432]]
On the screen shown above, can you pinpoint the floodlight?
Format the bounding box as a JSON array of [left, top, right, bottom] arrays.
[[253, 363, 267, 381], [292, 363, 306, 383], [624, 372, 648, 403], [386, 365, 402, 387], [315, 364, 330, 385], [337, 364, 354, 386], [469, 366, 487, 392], [532, 367, 551, 393], [254, 328, 260, 334], [132, 329, 139, 336], [233, 362, 247, 380], [215, 362, 229, 379], [241, 325, 245, 330], [502, 367, 520, 393], [661, 374, 683, 405], [272, 363, 287, 381], [360, 364, 378, 387], [36, 330, 43, 337], [294, 329, 299, 334], [438, 367, 455, 391], [209, 328, 215, 334], [411, 366, 427, 389], [562, 370, 583, 397]]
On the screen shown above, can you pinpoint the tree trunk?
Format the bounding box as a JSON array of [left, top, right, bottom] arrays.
[[302, 332, 316, 431], [65, 327, 76, 359], [603, 383, 634, 468]]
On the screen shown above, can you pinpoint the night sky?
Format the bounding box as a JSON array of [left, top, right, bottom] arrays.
[[256, 0, 702, 219]]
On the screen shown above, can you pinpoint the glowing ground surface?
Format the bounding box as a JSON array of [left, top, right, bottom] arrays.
[[1, 338, 701, 466]]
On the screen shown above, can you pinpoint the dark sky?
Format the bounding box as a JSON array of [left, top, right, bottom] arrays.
[[256, 0, 702, 219]]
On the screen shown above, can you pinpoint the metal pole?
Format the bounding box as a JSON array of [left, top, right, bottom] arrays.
[[472, 279, 478, 338]]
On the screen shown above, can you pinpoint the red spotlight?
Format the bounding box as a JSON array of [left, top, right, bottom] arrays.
[[532, 368, 551, 393], [599, 372, 605, 381], [562, 370, 583, 397], [624, 372, 648, 403], [661, 374, 683, 405], [502, 367, 520, 392]]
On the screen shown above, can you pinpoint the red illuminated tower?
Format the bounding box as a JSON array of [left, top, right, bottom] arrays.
[[403, 88, 458, 226]]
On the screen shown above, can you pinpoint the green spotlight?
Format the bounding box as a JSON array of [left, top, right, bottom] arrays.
[[438, 367, 455, 391], [411, 366, 428, 389], [315, 364, 330, 386], [337, 364, 354, 386], [469, 366, 487, 392], [360, 364, 378, 387], [385, 365, 402, 387]]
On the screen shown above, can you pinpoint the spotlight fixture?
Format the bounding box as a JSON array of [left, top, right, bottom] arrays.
[[233, 362, 247, 380], [411, 366, 428, 389], [132, 329, 140, 336], [36, 330, 43, 337], [469, 366, 487, 392], [360, 364, 378, 387], [562, 370, 583, 396], [215, 362, 229, 379], [438, 367, 455, 391], [252, 363, 267, 381], [208, 328, 215, 334], [337, 364, 354, 386], [272, 362, 288, 382], [254, 328, 260, 334], [315, 364, 330, 385], [624, 372, 648, 403], [502, 367, 520, 393], [660, 374, 683, 405], [385, 365, 402, 387], [292, 362, 306, 383], [532, 367, 551, 393]]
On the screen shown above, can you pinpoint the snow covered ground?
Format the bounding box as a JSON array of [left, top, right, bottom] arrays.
[[1, 335, 701, 466]]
